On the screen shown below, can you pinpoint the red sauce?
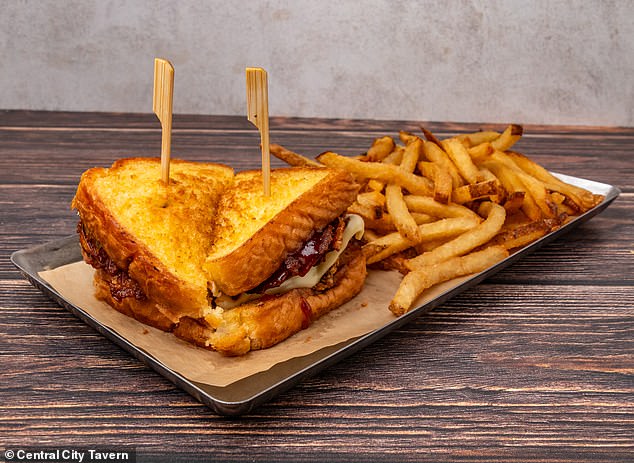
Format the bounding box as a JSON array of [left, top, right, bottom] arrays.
[[300, 298, 312, 329], [252, 217, 344, 293]]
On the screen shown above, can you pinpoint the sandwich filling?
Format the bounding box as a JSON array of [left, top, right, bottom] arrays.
[[211, 214, 364, 309], [77, 221, 147, 302]]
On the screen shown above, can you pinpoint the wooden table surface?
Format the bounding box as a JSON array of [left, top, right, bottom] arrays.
[[1, 110, 632, 462]]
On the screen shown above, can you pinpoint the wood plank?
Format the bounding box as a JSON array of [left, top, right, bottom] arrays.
[[0, 111, 631, 462]]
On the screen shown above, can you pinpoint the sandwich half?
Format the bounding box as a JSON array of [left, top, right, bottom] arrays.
[[72, 158, 366, 355]]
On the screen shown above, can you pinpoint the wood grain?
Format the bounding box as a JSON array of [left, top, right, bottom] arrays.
[[0, 110, 632, 462]]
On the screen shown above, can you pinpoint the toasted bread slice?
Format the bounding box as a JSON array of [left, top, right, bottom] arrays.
[[72, 157, 234, 320], [179, 244, 366, 355], [205, 167, 360, 296]]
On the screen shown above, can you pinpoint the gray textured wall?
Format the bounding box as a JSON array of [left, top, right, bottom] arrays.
[[2, 0, 633, 126]]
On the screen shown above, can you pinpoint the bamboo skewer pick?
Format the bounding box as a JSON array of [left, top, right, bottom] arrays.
[[153, 58, 175, 184], [246, 67, 271, 196]]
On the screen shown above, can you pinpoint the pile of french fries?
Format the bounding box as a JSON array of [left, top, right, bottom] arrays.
[[270, 125, 603, 316]]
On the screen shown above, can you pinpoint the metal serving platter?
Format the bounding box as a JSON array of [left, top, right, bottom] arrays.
[[11, 174, 620, 416]]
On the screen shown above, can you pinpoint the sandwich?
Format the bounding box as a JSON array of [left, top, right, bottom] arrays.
[[72, 157, 366, 355]]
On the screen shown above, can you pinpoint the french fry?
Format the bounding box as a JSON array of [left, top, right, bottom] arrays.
[[347, 201, 383, 221], [487, 150, 557, 218], [419, 126, 444, 148], [486, 219, 552, 250], [365, 216, 480, 264], [389, 246, 509, 315], [270, 143, 322, 167], [317, 151, 434, 196], [367, 179, 384, 192], [459, 130, 501, 147], [383, 146, 404, 165], [418, 161, 453, 204], [399, 131, 419, 146], [357, 190, 386, 209], [443, 138, 485, 184], [514, 169, 558, 218], [366, 136, 396, 162], [362, 228, 381, 242], [385, 184, 422, 243], [423, 139, 463, 188], [400, 138, 423, 172], [506, 151, 598, 211], [406, 202, 506, 270], [467, 142, 494, 161], [503, 190, 526, 213], [362, 212, 436, 235], [451, 179, 499, 204], [490, 124, 523, 151], [480, 158, 542, 221], [404, 195, 482, 220]]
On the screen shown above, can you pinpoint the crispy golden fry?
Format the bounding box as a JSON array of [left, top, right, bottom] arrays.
[[514, 169, 558, 218], [490, 124, 523, 151], [459, 130, 501, 147], [347, 201, 383, 221], [486, 219, 552, 250], [505, 151, 599, 211], [385, 184, 422, 243], [419, 126, 444, 148], [404, 195, 482, 221], [270, 143, 322, 167], [418, 161, 453, 204], [451, 179, 500, 204], [367, 250, 413, 275], [406, 202, 506, 271], [357, 190, 386, 209], [362, 228, 381, 242], [383, 146, 404, 165], [389, 138, 423, 238], [317, 151, 434, 196], [414, 236, 454, 253], [478, 167, 506, 203], [401, 138, 423, 172], [486, 150, 558, 218], [422, 139, 463, 188], [366, 136, 396, 162], [503, 190, 526, 213], [367, 179, 384, 192], [362, 212, 435, 234], [443, 138, 485, 184], [467, 142, 494, 161], [390, 246, 509, 315], [480, 158, 542, 221], [365, 216, 480, 264], [399, 131, 419, 146]]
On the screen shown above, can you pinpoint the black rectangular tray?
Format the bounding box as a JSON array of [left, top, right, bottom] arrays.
[[11, 174, 620, 415]]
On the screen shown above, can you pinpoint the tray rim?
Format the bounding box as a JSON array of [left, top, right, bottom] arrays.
[[10, 174, 621, 415]]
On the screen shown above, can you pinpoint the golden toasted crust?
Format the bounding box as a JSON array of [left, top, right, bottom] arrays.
[[72, 157, 234, 319], [205, 167, 360, 296]]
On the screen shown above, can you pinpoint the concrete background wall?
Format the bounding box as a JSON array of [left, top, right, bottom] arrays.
[[1, 0, 632, 126]]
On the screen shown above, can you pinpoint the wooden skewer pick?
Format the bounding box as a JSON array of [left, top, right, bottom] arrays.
[[153, 58, 175, 184], [246, 67, 271, 196]]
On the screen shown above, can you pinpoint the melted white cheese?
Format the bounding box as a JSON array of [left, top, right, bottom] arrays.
[[215, 214, 364, 310]]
